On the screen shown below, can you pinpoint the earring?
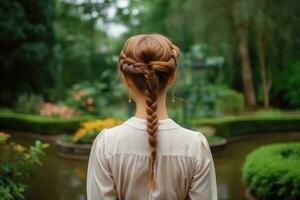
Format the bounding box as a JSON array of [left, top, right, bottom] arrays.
[[171, 88, 175, 103], [128, 88, 132, 103]]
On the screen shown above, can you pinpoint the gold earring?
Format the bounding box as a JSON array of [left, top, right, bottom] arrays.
[[171, 88, 175, 103], [128, 88, 132, 103]]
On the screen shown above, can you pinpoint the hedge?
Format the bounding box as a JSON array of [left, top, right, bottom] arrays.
[[190, 115, 300, 138], [2, 111, 300, 137], [0, 111, 97, 135], [242, 143, 300, 200]]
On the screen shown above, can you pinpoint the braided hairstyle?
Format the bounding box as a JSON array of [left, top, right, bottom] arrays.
[[118, 34, 180, 190]]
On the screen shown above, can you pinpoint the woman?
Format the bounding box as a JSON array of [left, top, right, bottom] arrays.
[[87, 34, 217, 200]]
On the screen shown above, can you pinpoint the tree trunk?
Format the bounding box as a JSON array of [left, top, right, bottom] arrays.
[[229, 0, 257, 108], [257, 28, 272, 109], [235, 25, 257, 108]]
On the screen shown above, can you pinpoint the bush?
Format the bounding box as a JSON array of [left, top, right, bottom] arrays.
[[0, 111, 97, 135], [200, 84, 244, 117], [215, 87, 244, 115], [255, 109, 282, 117], [278, 61, 300, 107], [242, 143, 300, 200], [62, 81, 126, 117], [14, 94, 44, 115], [190, 115, 300, 138], [0, 132, 49, 200]]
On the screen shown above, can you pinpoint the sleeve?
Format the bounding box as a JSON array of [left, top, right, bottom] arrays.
[[86, 129, 118, 200], [187, 135, 218, 200]]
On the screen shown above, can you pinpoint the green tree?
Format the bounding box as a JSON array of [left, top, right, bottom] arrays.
[[252, 0, 300, 108], [0, 0, 55, 106], [183, 0, 257, 108], [117, 0, 194, 51], [52, 0, 117, 97], [180, 0, 300, 109]]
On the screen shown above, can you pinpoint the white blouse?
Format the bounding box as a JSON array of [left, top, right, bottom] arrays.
[[87, 117, 217, 200]]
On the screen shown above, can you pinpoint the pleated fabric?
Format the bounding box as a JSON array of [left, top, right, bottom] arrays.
[[87, 117, 217, 200]]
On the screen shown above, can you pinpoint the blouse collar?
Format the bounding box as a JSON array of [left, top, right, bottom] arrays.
[[124, 116, 181, 131]]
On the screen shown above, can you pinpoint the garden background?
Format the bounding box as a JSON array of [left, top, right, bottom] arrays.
[[0, 0, 300, 200]]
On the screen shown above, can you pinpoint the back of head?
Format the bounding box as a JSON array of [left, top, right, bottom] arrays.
[[118, 34, 180, 190]]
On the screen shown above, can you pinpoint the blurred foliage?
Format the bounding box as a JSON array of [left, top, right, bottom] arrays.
[[1, 0, 300, 117], [171, 44, 243, 117], [62, 78, 126, 117], [276, 61, 300, 107], [205, 135, 225, 145], [255, 109, 282, 117], [0, 132, 49, 200], [52, 0, 117, 91], [123, 0, 300, 109], [14, 94, 80, 118], [63, 81, 110, 115], [242, 143, 300, 200], [0, 111, 97, 135], [186, 84, 244, 118], [191, 115, 300, 138], [14, 94, 44, 115], [39, 102, 80, 118], [215, 85, 244, 116], [0, 0, 55, 106]]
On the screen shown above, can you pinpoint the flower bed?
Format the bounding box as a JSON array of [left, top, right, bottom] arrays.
[[71, 118, 122, 143], [242, 143, 300, 200], [55, 118, 122, 158], [39, 102, 80, 118]]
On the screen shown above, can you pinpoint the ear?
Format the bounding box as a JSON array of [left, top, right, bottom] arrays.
[[167, 73, 176, 86], [121, 74, 133, 88]]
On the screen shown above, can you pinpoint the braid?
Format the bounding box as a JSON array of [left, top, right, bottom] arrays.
[[119, 52, 178, 76], [119, 53, 147, 74], [144, 65, 159, 190], [118, 34, 180, 191]]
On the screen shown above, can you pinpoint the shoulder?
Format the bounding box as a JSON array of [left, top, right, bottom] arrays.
[[179, 125, 212, 155], [93, 122, 133, 147], [104, 122, 137, 140], [176, 125, 209, 147], [93, 123, 124, 140], [160, 121, 211, 157]]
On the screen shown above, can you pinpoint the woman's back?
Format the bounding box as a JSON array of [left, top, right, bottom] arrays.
[[87, 34, 217, 200], [87, 117, 217, 200]]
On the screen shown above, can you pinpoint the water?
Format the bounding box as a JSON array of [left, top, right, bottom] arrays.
[[214, 134, 300, 200], [11, 133, 300, 200]]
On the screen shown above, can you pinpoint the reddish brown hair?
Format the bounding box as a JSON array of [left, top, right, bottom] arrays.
[[118, 34, 180, 190]]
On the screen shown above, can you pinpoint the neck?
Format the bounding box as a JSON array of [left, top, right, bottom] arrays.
[[134, 93, 169, 120]]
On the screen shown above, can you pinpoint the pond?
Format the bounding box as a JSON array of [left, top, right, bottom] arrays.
[[11, 132, 300, 200]]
